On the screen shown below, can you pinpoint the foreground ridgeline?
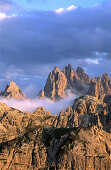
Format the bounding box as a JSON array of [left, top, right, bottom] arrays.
[[39, 64, 111, 101], [0, 95, 110, 169], [0, 81, 26, 100]]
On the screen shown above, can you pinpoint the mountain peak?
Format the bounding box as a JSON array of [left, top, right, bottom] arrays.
[[44, 66, 67, 101], [10, 80, 15, 85], [53, 66, 61, 73], [76, 67, 84, 73], [68, 64, 73, 69], [76, 67, 90, 84], [9, 80, 19, 88], [0, 81, 26, 100]]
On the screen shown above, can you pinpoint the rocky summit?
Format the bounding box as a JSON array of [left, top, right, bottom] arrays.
[[39, 64, 90, 101], [0, 81, 26, 100], [43, 67, 67, 101], [39, 64, 111, 102], [0, 95, 110, 170]]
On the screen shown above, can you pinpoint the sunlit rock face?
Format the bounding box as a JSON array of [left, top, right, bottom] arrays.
[[63, 64, 90, 93], [0, 81, 26, 100], [0, 95, 110, 170], [62, 64, 79, 88], [40, 64, 90, 101], [88, 73, 111, 100], [44, 67, 67, 101]]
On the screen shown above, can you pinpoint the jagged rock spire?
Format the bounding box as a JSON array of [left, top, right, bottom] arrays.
[[0, 81, 26, 100], [44, 66, 67, 101], [39, 64, 90, 101]]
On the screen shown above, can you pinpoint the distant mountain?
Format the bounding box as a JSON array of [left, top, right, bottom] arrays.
[[0, 81, 26, 100], [39, 64, 90, 101]]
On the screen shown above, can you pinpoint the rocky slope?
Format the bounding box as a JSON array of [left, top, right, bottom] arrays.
[[0, 81, 26, 100], [0, 95, 110, 169], [40, 64, 90, 101], [0, 126, 110, 170]]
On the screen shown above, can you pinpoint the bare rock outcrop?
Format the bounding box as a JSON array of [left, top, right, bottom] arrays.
[[88, 73, 111, 100], [0, 94, 110, 169], [0, 81, 26, 100], [53, 95, 110, 132], [63, 64, 90, 92], [76, 67, 90, 84], [62, 64, 80, 87], [40, 64, 90, 101], [0, 126, 110, 170], [44, 67, 67, 101], [38, 90, 44, 99]]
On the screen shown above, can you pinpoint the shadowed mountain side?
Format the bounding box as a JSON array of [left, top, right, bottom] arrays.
[[0, 81, 26, 100]]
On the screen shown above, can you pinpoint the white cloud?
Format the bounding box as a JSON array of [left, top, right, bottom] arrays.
[[0, 92, 78, 115], [54, 8, 64, 14], [67, 5, 77, 11], [0, 12, 17, 20], [54, 5, 77, 14], [0, 12, 7, 19], [85, 58, 99, 65]]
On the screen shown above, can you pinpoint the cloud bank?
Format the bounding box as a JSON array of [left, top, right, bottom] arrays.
[[0, 92, 77, 115]]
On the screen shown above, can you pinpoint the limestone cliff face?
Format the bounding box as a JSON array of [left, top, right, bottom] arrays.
[[40, 64, 90, 101], [53, 95, 110, 132], [39, 64, 111, 102], [0, 126, 110, 170], [0, 81, 26, 100], [44, 67, 67, 101], [0, 95, 110, 170], [63, 64, 90, 93], [76, 67, 90, 84], [62, 64, 80, 88], [88, 73, 111, 100]]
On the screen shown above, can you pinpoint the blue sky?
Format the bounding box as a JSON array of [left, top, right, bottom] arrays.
[[12, 0, 107, 10], [1, 0, 110, 14]]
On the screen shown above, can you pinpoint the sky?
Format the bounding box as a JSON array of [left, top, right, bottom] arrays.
[[0, 0, 111, 97]]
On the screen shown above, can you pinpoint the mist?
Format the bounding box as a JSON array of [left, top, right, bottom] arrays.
[[0, 92, 78, 115]]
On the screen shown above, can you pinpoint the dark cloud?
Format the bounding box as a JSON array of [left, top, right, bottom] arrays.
[[0, 1, 111, 76]]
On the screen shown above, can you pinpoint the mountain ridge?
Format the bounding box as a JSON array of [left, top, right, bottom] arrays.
[[0, 64, 111, 103], [39, 64, 111, 102]]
